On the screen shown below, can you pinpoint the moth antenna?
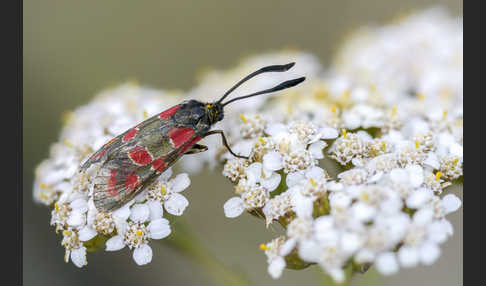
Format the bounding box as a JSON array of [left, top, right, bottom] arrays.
[[222, 77, 306, 106], [216, 62, 296, 104]]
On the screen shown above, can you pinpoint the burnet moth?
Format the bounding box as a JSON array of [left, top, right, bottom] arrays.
[[80, 63, 305, 212]]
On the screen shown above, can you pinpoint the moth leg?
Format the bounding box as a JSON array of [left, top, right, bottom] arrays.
[[204, 130, 249, 159], [184, 144, 208, 154]]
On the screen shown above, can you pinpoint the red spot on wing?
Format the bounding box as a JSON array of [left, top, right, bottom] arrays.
[[125, 173, 140, 190], [128, 146, 153, 165], [159, 104, 182, 120], [107, 170, 118, 196], [168, 127, 195, 148], [123, 128, 138, 142], [178, 135, 202, 154], [152, 158, 167, 172]]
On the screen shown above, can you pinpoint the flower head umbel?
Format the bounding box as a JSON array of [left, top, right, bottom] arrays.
[[33, 84, 191, 267], [212, 8, 462, 282]]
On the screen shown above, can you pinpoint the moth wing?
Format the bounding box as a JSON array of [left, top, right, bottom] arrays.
[[80, 111, 173, 171], [92, 122, 180, 212], [92, 159, 161, 212]]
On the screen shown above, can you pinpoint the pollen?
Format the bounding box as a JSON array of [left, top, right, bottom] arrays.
[[259, 243, 268, 251], [361, 192, 370, 202], [415, 140, 420, 149], [341, 129, 347, 138], [240, 114, 248, 124], [331, 105, 337, 114], [40, 183, 47, 189], [55, 203, 59, 212], [258, 137, 267, 145], [63, 230, 71, 236], [392, 105, 397, 116], [143, 110, 149, 119], [160, 185, 166, 195], [417, 92, 425, 101], [136, 231, 143, 236], [381, 141, 387, 151], [309, 178, 317, 187], [453, 158, 459, 165], [435, 171, 442, 181], [442, 110, 448, 121]]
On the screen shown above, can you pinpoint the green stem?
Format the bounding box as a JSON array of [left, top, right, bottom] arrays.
[[164, 219, 253, 286]]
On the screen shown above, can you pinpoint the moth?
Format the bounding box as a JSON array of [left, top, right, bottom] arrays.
[[80, 63, 305, 212]]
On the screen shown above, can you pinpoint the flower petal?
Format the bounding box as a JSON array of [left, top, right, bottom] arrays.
[[67, 211, 86, 227], [442, 194, 461, 214], [419, 242, 440, 265], [112, 204, 131, 221], [147, 200, 164, 220], [268, 257, 286, 279], [158, 167, 173, 182], [148, 218, 171, 239], [70, 247, 87, 268], [70, 198, 88, 213], [309, 141, 326, 159], [106, 235, 125, 251], [223, 197, 245, 218], [320, 127, 339, 139], [262, 173, 281, 192], [129, 203, 150, 223], [168, 173, 190, 193], [376, 252, 399, 275], [398, 246, 419, 268], [246, 163, 263, 185], [133, 244, 153, 266], [164, 193, 189, 216], [78, 226, 97, 242], [263, 151, 283, 171]]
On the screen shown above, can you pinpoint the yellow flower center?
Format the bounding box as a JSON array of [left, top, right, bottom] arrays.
[[330, 105, 337, 114], [239, 114, 248, 124], [435, 171, 442, 181], [341, 129, 347, 138], [259, 243, 268, 251], [258, 137, 267, 145], [442, 110, 448, 121], [136, 231, 143, 237], [453, 158, 459, 165], [160, 185, 166, 195], [309, 178, 317, 187]]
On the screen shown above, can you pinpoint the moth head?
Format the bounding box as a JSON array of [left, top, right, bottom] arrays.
[[205, 103, 224, 124]]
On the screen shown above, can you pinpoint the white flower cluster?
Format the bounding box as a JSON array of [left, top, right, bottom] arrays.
[[33, 7, 462, 283], [187, 8, 461, 282], [33, 84, 192, 267]]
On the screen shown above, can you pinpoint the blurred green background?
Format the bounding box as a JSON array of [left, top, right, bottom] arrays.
[[24, 1, 462, 286]]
